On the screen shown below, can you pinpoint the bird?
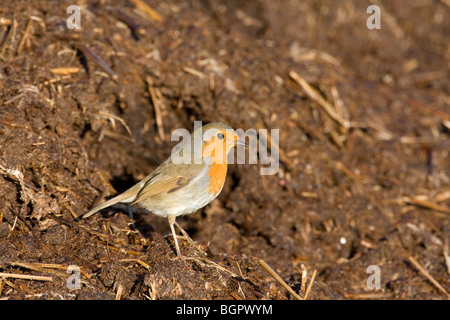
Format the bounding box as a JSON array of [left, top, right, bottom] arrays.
[[79, 122, 247, 257]]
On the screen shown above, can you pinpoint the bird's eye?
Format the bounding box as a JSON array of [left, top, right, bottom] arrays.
[[217, 133, 224, 140]]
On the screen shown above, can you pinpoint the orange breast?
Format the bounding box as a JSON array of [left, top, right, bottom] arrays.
[[208, 162, 228, 195]]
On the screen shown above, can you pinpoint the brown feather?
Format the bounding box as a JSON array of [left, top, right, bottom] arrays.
[[130, 161, 204, 206]]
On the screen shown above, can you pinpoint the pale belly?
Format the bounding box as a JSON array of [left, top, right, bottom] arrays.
[[133, 170, 223, 218]]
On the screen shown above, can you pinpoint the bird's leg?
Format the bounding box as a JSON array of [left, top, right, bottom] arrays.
[[174, 220, 207, 256], [127, 206, 134, 220], [174, 221, 195, 245], [168, 215, 182, 257], [127, 206, 136, 229]]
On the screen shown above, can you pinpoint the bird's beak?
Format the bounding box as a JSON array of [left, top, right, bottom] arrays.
[[226, 138, 247, 146], [234, 139, 248, 147]]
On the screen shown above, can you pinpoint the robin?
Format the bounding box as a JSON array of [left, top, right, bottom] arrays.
[[79, 122, 247, 257]]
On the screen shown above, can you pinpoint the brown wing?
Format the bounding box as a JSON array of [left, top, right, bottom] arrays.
[[130, 162, 204, 206]]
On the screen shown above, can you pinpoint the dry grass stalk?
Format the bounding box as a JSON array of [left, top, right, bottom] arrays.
[[64, 203, 79, 220], [38, 75, 73, 89], [443, 120, 450, 131], [97, 242, 144, 256], [98, 129, 136, 143], [131, 0, 163, 22], [0, 18, 11, 25], [403, 197, 450, 215], [289, 70, 349, 130], [115, 284, 124, 300], [259, 259, 303, 300], [303, 269, 317, 300], [49, 67, 80, 75], [183, 66, 206, 78], [372, 0, 404, 38], [31, 263, 91, 279], [408, 256, 450, 298], [147, 279, 158, 300], [119, 259, 151, 270], [185, 257, 242, 279], [0, 272, 52, 282], [184, 257, 268, 299], [146, 76, 166, 141], [443, 239, 450, 275], [407, 97, 450, 122], [335, 161, 362, 180], [98, 111, 133, 136], [435, 190, 450, 202], [76, 223, 134, 248], [16, 17, 33, 54], [230, 291, 243, 300], [300, 265, 307, 293], [344, 292, 391, 299], [256, 120, 294, 172], [6, 262, 76, 279], [0, 18, 13, 54]]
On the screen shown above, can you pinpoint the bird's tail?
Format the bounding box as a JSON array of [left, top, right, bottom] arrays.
[[79, 192, 136, 220]]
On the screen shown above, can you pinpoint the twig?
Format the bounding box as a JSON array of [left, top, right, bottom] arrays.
[[259, 259, 303, 300], [0, 272, 52, 282], [408, 256, 450, 298], [289, 70, 349, 129]]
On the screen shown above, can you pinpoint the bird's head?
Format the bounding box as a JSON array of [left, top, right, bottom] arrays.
[[197, 122, 247, 165]]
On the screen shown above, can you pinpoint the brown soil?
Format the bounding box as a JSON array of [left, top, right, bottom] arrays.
[[0, 0, 449, 300]]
